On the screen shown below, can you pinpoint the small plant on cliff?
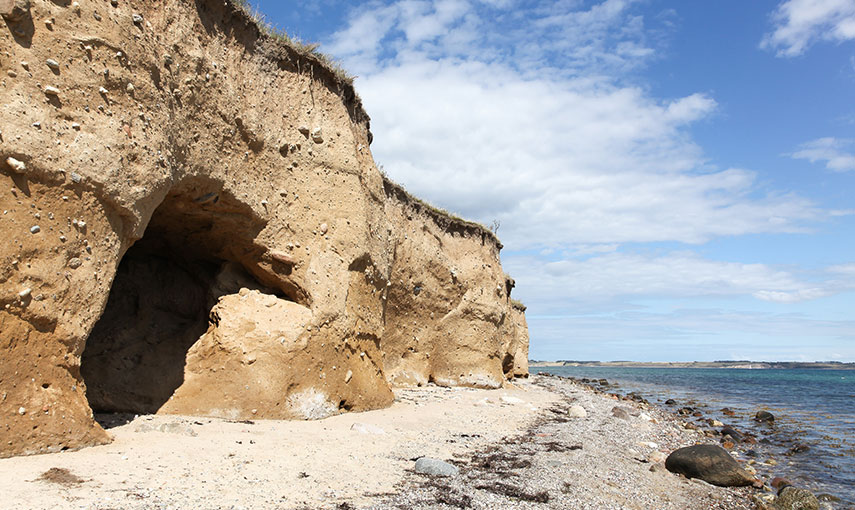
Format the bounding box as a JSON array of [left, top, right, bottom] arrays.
[[510, 299, 527, 311]]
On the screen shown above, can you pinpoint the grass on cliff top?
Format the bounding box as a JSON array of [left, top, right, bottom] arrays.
[[510, 299, 527, 312], [381, 174, 502, 247], [231, 0, 354, 85]]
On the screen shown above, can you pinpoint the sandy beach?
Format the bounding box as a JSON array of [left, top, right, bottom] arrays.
[[0, 375, 760, 509]]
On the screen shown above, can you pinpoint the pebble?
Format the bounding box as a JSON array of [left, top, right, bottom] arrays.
[[18, 288, 31, 299], [68, 258, 82, 269], [18, 407, 26, 415], [344, 370, 353, 383], [44, 86, 60, 96], [30, 225, 40, 234], [311, 128, 324, 143], [46, 59, 60, 70], [99, 86, 108, 95], [132, 13, 143, 24]]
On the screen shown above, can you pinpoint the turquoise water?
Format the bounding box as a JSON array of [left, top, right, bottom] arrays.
[[537, 366, 855, 506]]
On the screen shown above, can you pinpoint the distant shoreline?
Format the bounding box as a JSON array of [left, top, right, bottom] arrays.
[[529, 360, 855, 370]]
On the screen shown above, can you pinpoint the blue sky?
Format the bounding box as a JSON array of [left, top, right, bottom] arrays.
[[250, 0, 855, 361]]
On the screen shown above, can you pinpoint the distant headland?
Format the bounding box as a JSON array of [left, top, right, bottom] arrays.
[[529, 360, 855, 369]]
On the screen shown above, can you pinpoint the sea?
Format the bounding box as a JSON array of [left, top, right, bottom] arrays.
[[536, 366, 855, 507]]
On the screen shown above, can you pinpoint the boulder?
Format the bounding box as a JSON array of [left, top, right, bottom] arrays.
[[774, 486, 819, 510], [755, 411, 775, 423], [665, 445, 756, 487]]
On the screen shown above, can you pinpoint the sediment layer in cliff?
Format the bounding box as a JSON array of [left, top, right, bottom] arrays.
[[0, 0, 528, 458]]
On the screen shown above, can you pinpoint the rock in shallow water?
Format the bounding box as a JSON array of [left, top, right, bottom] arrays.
[[665, 444, 756, 487], [414, 457, 458, 477], [755, 410, 775, 423], [774, 486, 819, 510]]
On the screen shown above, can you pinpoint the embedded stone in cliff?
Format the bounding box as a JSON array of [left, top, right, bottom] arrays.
[[0, 0, 30, 21]]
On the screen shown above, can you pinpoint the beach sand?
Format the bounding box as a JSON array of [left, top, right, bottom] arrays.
[[0, 376, 755, 509]]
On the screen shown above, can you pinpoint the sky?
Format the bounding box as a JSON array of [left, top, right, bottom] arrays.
[[249, 0, 855, 362]]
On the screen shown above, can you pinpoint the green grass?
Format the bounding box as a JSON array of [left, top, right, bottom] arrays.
[[230, 0, 354, 85]]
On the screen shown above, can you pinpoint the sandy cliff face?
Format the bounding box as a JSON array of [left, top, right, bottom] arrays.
[[382, 180, 525, 389], [0, 0, 528, 457]]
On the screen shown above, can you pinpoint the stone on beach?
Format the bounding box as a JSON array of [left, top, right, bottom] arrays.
[[567, 405, 587, 418], [414, 457, 458, 477], [611, 406, 631, 420], [665, 444, 757, 487]]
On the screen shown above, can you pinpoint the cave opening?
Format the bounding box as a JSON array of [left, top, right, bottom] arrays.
[[81, 187, 275, 417]]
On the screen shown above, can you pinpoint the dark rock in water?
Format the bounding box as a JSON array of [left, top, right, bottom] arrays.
[[774, 486, 819, 510], [771, 477, 792, 490], [581, 378, 591, 383], [692, 411, 703, 417], [721, 440, 735, 450], [743, 436, 757, 445], [721, 407, 736, 416], [598, 379, 608, 385], [759, 438, 773, 445], [611, 406, 631, 420], [665, 399, 677, 405], [754, 411, 775, 423], [787, 443, 810, 455], [665, 445, 756, 487], [745, 449, 758, 457], [677, 407, 694, 416], [721, 426, 744, 442]]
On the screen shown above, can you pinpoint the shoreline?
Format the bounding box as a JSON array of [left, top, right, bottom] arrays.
[[0, 375, 766, 509], [530, 361, 855, 370]]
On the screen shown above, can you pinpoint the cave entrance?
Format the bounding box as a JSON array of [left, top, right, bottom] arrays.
[[81, 187, 271, 415]]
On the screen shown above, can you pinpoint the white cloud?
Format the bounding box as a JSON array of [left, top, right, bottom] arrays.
[[791, 137, 855, 172], [325, 1, 826, 250], [504, 251, 835, 309], [762, 0, 855, 57]]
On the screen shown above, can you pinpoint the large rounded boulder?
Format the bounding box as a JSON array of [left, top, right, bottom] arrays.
[[665, 444, 756, 487]]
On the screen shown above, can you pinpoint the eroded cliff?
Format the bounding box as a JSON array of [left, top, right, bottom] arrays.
[[0, 0, 528, 458]]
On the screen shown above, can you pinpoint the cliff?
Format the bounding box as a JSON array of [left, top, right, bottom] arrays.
[[0, 0, 528, 457]]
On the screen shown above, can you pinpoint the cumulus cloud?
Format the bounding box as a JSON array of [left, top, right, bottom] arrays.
[[791, 137, 855, 172], [326, 1, 825, 249], [762, 0, 855, 57]]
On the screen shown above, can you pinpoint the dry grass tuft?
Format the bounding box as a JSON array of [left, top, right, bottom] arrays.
[[37, 467, 84, 486], [230, 0, 354, 85]]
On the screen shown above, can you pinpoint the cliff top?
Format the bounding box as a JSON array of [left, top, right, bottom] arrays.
[[228, 0, 371, 133], [382, 176, 503, 250]]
